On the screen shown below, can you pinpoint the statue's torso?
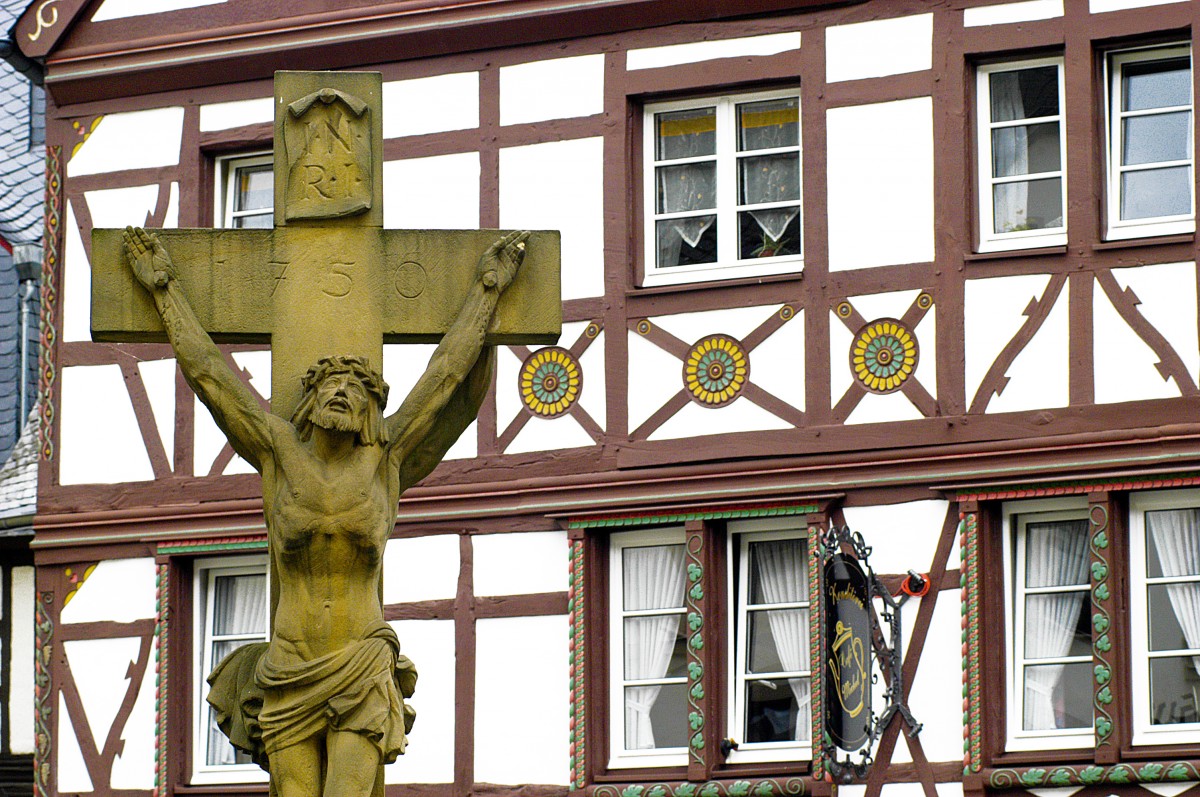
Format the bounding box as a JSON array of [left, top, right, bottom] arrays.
[[263, 435, 398, 662]]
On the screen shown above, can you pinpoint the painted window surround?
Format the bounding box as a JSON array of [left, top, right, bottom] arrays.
[[642, 88, 803, 287], [215, 152, 273, 230]]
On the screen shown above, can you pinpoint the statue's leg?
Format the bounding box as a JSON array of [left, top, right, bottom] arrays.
[[270, 735, 323, 797], [324, 730, 381, 797]]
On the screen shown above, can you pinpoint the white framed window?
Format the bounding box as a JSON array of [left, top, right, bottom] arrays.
[[643, 89, 802, 287], [726, 521, 811, 764], [1106, 45, 1194, 240], [215, 152, 273, 229], [976, 58, 1067, 252], [608, 528, 689, 769], [1129, 489, 1200, 746], [1001, 498, 1093, 752], [191, 555, 269, 785]]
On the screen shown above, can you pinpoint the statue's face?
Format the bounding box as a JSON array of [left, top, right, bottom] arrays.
[[311, 370, 370, 434]]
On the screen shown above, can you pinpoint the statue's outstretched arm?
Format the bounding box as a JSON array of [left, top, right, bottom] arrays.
[[123, 226, 276, 471], [386, 231, 528, 482]]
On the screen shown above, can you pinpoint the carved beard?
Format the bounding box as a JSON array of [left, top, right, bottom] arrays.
[[311, 405, 362, 434]]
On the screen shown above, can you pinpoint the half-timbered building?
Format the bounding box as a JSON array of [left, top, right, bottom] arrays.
[[10, 2, 1200, 797]]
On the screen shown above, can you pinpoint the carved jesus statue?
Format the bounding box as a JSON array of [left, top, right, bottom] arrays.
[[122, 225, 528, 797]]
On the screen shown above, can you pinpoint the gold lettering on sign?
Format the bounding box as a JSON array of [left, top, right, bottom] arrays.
[[27, 0, 59, 42], [828, 619, 868, 718]]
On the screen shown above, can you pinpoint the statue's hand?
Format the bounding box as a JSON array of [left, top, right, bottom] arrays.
[[123, 226, 177, 291], [478, 230, 529, 293]]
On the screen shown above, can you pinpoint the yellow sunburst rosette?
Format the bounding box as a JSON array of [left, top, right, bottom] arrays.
[[684, 334, 749, 407], [520, 347, 582, 417], [850, 318, 918, 394]]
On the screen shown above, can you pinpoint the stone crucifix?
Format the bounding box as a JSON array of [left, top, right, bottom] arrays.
[[90, 71, 560, 797]]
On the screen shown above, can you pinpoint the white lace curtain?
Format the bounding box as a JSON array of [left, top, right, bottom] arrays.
[[623, 545, 685, 749], [991, 73, 1029, 233], [207, 573, 268, 766], [1146, 510, 1200, 676], [1023, 521, 1089, 731], [752, 539, 811, 741], [656, 166, 715, 267]]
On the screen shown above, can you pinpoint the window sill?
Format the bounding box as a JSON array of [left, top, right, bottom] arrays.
[[174, 783, 269, 796], [964, 246, 1067, 262], [630, 269, 803, 297], [1092, 233, 1195, 251]]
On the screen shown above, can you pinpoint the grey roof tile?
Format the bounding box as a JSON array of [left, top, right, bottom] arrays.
[[0, 407, 38, 519], [0, 0, 44, 244]]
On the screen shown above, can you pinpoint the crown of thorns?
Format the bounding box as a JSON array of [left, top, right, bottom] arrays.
[[301, 355, 390, 406]]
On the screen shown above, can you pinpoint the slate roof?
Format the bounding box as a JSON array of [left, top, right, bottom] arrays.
[[0, 0, 43, 247], [0, 407, 36, 522]]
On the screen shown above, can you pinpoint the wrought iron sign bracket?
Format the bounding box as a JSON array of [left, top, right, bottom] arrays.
[[820, 525, 923, 783]]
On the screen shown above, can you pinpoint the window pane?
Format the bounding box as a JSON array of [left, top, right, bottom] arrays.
[[623, 615, 687, 680], [212, 574, 267, 636], [749, 537, 808, 604], [739, 208, 800, 260], [1149, 656, 1200, 725], [1121, 166, 1191, 219], [234, 213, 273, 229], [739, 153, 800, 205], [656, 108, 716, 160], [1146, 508, 1200, 578], [1022, 660, 1092, 730], [1123, 111, 1191, 165], [993, 178, 1063, 233], [991, 123, 1061, 177], [1148, 584, 1200, 652], [1024, 519, 1090, 587], [656, 217, 717, 268], [211, 637, 259, 667], [990, 66, 1059, 122], [657, 162, 716, 213], [622, 544, 685, 610], [1123, 57, 1191, 112], [207, 705, 253, 766], [624, 682, 688, 749], [748, 608, 809, 673], [235, 166, 273, 213], [737, 97, 799, 151], [1024, 592, 1090, 658], [745, 677, 810, 743]]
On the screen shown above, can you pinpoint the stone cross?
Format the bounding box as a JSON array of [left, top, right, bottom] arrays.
[[91, 70, 560, 418]]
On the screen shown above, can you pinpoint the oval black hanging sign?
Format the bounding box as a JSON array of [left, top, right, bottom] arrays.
[[824, 552, 872, 751]]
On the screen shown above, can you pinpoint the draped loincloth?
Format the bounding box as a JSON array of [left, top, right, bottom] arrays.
[[207, 621, 417, 771]]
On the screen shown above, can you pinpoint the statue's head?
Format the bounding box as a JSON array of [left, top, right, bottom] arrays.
[[290, 355, 390, 446]]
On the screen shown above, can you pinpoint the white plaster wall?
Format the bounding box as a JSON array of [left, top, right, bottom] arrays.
[[386, 620, 455, 783], [830, 311, 855, 405], [850, 290, 922, 323], [627, 31, 801, 70], [86, 184, 160, 230], [965, 274, 1051, 404], [199, 97, 274, 132], [915, 307, 938, 398], [748, 309, 805, 413], [842, 501, 949, 576], [383, 73, 479, 138], [110, 638, 156, 789], [68, 108, 185, 176], [652, 305, 782, 346], [578, 330, 606, 427], [627, 330, 682, 432], [473, 531, 568, 596], [61, 558, 157, 624], [383, 535, 460, 604], [499, 138, 604, 301], [138, 358, 176, 471], [879, 784, 926, 797], [844, 392, 924, 425], [827, 99, 934, 271], [907, 593, 966, 762], [1110, 261, 1200, 384], [474, 615, 569, 784], [936, 783, 965, 797], [57, 693, 93, 793], [9, 566, 34, 754], [383, 152, 480, 229], [499, 55, 604, 126], [62, 202, 90, 343], [826, 14, 933, 82], [650, 395, 792, 440], [1094, 283, 1182, 404], [507, 415, 595, 454], [92, 0, 223, 20], [60, 365, 155, 484], [1090, 0, 1183, 11], [964, 0, 1063, 26], [1143, 784, 1199, 797], [987, 287, 1070, 413], [193, 395, 251, 476], [63, 637, 143, 755]]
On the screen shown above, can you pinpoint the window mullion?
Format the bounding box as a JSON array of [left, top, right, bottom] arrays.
[[717, 99, 737, 268]]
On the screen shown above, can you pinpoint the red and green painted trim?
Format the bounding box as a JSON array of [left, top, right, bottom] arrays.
[[568, 503, 822, 530], [592, 778, 807, 797], [987, 761, 1200, 789]]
